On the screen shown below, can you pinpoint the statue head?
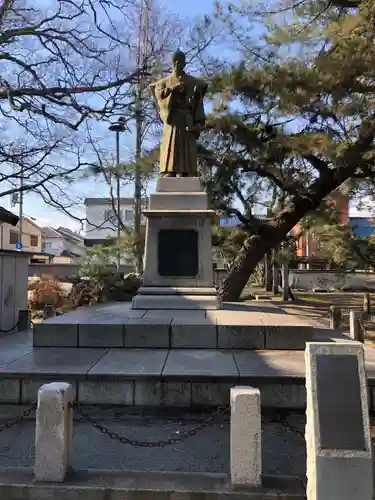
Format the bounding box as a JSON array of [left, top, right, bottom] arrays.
[[172, 49, 186, 76]]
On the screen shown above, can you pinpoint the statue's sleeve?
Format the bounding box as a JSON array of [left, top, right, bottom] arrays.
[[153, 80, 173, 123], [194, 81, 208, 125]]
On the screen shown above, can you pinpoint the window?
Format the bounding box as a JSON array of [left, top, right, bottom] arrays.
[[9, 230, 18, 244], [30, 235, 39, 247], [124, 209, 134, 221], [43, 241, 52, 250], [104, 209, 117, 225]]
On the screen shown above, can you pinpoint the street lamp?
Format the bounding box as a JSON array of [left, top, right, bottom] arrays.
[[109, 117, 127, 271]]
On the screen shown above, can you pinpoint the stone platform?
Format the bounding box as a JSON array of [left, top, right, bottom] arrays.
[[33, 302, 342, 350], [0, 300, 373, 410], [1, 333, 375, 410]]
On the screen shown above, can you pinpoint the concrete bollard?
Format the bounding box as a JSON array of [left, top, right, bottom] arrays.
[[230, 386, 261, 487], [330, 306, 341, 330], [35, 382, 74, 482], [363, 293, 371, 315], [349, 310, 364, 343]]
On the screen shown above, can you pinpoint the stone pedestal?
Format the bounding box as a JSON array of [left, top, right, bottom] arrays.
[[132, 177, 222, 310]]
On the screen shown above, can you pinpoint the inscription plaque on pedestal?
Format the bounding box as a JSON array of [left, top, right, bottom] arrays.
[[158, 229, 199, 277], [316, 354, 365, 450]]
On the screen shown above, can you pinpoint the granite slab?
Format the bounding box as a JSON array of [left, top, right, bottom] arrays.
[[124, 317, 171, 348], [162, 350, 239, 379], [0, 348, 108, 378], [33, 313, 83, 347], [96, 304, 146, 319], [206, 310, 265, 325], [78, 315, 125, 347], [0, 331, 34, 368], [87, 349, 169, 379], [217, 324, 265, 349], [234, 350, 305, 380], [143, 310, 207, 320], [171, 319, 217, 348]]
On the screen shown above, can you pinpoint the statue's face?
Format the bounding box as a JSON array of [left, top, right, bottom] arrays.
[[173, 56, 185, 74]]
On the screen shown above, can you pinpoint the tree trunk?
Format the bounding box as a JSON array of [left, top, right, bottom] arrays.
[[265, 252, 273, 292], [282, 260, 289, 301], [219, 231, 285, 301], [272, 248, 279, 296], [219, 173, 353, 301]]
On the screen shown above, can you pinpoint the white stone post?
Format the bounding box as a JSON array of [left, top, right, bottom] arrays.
[[330, 306, 341, 330], [363, 293, 371, 315], [35, 382, 74, 482], [349, 310, 364, 342], [230, 386, 261, 487]]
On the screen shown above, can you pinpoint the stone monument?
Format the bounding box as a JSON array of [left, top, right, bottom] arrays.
[[132, 50, 222, 310], [305, 342, 372, 500]]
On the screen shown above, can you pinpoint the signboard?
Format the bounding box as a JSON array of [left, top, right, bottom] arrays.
[[15, 242, 23, 249]]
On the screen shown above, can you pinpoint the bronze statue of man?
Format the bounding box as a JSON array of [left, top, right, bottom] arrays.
[[150, 50, 208, 177]]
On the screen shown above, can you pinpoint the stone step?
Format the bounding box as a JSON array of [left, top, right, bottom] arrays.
[[0, 469, 307, 500], [1, 347, 375, 411], [33, 307, 345, 349]]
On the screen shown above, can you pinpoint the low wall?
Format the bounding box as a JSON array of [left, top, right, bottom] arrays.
[[28, 263, 135, 280], [289, 270, 375, 291]]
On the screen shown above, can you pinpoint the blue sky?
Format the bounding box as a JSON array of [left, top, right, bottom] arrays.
[[6, 0, 216, 232], [6, 0, 371, 231]]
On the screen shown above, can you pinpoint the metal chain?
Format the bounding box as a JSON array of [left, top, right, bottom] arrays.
[[0, 318, 20, 333], [71, 402, 229, 447], [318, 310, 331, 320], [0, 402, 37, 432], [356, 317, 368, 337], [264, 412, 305, 438]]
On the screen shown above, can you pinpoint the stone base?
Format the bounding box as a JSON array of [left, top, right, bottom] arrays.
[[132, 292, 222, 310], [138, 286, 219, 296]]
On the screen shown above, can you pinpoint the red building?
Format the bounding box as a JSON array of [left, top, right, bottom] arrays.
[[292, 192, 349, 265]]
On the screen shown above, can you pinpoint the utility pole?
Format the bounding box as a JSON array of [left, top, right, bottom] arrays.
[[109, 118, 127, 271], [133, 0, 151, 275], [18, 166, 23, 249]]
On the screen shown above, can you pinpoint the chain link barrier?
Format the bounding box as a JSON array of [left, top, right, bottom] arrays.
[[263, 411, 305, 438], [0, 318, 21, 333], [0, 402, 36, 432], [71, 402, 229, 447], [317, 310, 331, 321]]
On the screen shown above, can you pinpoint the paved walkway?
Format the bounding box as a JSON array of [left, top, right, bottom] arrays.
[[0, 410, 306, 478]]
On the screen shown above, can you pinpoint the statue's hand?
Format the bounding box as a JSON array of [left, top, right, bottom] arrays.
[[173, 81, 185, 92]]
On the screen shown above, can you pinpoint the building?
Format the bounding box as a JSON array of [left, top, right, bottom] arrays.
[[292, 192, 350, 263], [0, 217, 42, 253], [42, 226, 85, 261], [84, 198, 146, 247]]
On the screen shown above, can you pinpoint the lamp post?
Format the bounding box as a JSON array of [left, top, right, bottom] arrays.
[[109, 117, 127, 271]]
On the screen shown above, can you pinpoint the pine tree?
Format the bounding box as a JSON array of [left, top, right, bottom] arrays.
[[203, 0, 375, 300]]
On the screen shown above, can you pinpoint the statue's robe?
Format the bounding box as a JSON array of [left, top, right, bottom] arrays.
[[150, 72, 208, 175]]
